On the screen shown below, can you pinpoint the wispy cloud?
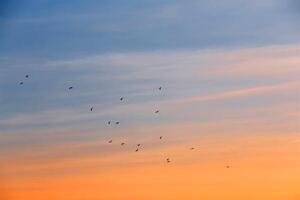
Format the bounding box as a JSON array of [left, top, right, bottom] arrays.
[[169, 80, 300, 106], [1, 44, 299, 132]]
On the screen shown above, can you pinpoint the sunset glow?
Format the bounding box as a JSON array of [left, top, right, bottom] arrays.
[[0, 1, 299, 200]]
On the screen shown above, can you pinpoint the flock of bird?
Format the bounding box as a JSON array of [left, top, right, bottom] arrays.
[[18, 74, 230, 168], [101, 85, 170, 162], [101, 86, 171, 161]]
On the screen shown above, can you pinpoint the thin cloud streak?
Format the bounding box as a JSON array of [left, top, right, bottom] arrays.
[[169, 80, 300, 106], [1, 44, 300, 133]]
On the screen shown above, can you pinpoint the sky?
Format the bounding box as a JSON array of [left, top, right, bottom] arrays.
[[0, 1, 300, 200]]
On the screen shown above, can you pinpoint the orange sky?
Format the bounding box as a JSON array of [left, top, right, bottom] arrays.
[[1, 131, 300, 200]]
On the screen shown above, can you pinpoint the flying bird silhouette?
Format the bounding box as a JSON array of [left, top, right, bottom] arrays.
[[120, 97, 124, 101], [226, 165, 230, 169], [135, 148, 139, 152], [155, 110, 159, 114], [160, 136, 163, 140], [25, 75, 29, 78], [159, 86, 162, 90], [190, 147, 195, 150], [115, 121, 120, 125], [90, 107, 93, 111], [137, 144, 141, 147], [107, 121, 111, 125], [108, 140, 112, 143], [121, 142, 125, 146], [19, 82, 24, 85], [68, 86, 73, 90], [166, 158, 170, 163]]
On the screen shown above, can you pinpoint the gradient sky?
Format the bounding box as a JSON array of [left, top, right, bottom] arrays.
[[0, 1, 300, 200]]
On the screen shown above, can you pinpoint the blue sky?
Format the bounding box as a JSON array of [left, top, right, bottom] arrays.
[[1, 0, 300, 58], [0, 0, 300, 138]]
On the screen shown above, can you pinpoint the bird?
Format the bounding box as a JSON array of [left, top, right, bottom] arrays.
[[108, 140, 112, 143], [155, 110, 159, 114], [137, 144, 141, 147], [90, 107, 93, 111], [19, 82, 24, 85], [190, 147, 195, 150], [121, 142, 125, 146], [158, 86, 162, 90], [107, 121, 111, 125], [160, 136, 163, 140], [166, 158, 170, 163], [25, 75, 29, 78], [120, 97, 124, 101], [226, 165, 230, 169], [135, 148, 139, 152], [68, 86, 73, 90], [115, 121, 120, 125]]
